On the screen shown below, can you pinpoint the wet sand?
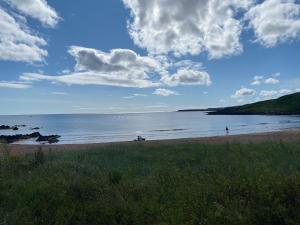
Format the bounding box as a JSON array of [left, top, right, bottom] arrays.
[[2, 129, 300, 156]]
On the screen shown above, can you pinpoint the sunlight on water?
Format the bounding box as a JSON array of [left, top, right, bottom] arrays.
[[0, 112, 300, 144]]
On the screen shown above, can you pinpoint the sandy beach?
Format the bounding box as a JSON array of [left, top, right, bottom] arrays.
[[2, 129, 300, 156]]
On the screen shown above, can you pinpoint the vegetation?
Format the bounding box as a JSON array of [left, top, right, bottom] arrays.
[[1, 141, 300, 225], [208, 92, 300, 115]]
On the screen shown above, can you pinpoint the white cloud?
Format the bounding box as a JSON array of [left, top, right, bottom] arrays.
[[4, 0, 60, 27], [271, 72, 281, 77], [69, 46, 160, 73], [153, 88, 179, 97], [21, 46, 213, 88], [122, 0, 300, 59], [246, 0, 300, 47], [278, 89, 292, 95], [21, 46, 162, 88], [0, 7, 47, 62], [0, 81, 31, 89], [264, 77, 279, 84], [0, 0, 59, 62], [162, 68, 211, 86], [259, 90, 278, 98], [251, 75, 280, 85], [232, 87, 256, 98], [122, 0, 253, 59], [61, 69, 71, 74], [123, 93, 147, 99], [251, 75, 264, 85], [259, 89, 296, 99], [21, 71, 160, 88]]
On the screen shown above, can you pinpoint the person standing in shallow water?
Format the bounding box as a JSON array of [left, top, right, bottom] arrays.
[[226, 126, 229, 135]]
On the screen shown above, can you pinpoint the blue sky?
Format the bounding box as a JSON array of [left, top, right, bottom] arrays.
[[0, 0, 300, 115]]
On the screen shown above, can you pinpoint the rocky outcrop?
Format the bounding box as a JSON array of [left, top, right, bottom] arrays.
[[0, 132, 60, 144], [30, 127, 40, 130], [36, 135, 60, 144], [0, 125, 11, 130], [0, 125, 23, 130], [0, 132, 41, 144]]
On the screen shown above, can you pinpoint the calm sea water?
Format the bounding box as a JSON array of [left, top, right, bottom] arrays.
[[0, 112, 300, 144]]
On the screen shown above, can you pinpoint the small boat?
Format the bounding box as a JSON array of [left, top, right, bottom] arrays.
[[135, 136, 146, 142]]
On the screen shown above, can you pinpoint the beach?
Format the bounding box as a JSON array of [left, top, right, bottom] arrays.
[[5, 129, 300, 155]]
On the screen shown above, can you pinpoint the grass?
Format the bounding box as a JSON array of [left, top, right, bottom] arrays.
[[1, 141, 300, 225]]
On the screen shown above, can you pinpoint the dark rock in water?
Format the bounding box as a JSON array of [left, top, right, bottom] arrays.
[[0, 132, 60, 144], [0, 125, 11, 130], [30, 127, 40, 130], [0, 132, 41, 144], [31, 132, 42, 138], [0, 125, 25, 130], [36, 135, 61, 144]]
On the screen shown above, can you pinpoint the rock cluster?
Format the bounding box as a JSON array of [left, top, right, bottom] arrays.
[[0, 132, 60, 144]]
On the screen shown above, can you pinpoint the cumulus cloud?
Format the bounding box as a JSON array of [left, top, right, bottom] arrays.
[[122, 0, 300, 59], [246, 0, 300, 47], [122, 0, 253, 58], [20, 46, 213, 88], [162, 68, 211, 86], [264, 77, 280, 84], [0, 0, 59, 62], [0, 81, 31, 89], [231, 87, 256, 98], [20, 46, 162, 88], [69, 46, 159, 74], [4, 0, 60, 27], [251, 74, 280, 85], [153, 88, 179, 97]]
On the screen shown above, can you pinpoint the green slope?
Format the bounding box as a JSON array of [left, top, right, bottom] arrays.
[[209, 92, 300, 115]]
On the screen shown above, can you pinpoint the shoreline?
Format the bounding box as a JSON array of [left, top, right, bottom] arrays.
[[2, 129, 300, 155]]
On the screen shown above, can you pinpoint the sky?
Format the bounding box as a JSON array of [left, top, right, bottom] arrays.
[[0, 0, 300, 115]]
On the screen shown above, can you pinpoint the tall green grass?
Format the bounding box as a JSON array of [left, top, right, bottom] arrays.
[[1, 141, 300, 225]]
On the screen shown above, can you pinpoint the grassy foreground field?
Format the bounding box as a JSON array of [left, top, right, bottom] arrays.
[[1, 141, 300, 225]]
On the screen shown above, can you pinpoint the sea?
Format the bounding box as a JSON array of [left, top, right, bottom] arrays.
[[0, 112, 300, 144]]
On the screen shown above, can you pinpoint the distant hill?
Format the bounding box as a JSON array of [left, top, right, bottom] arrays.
[[177, 108, 219, 112], [207, 92, 300, 115]]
